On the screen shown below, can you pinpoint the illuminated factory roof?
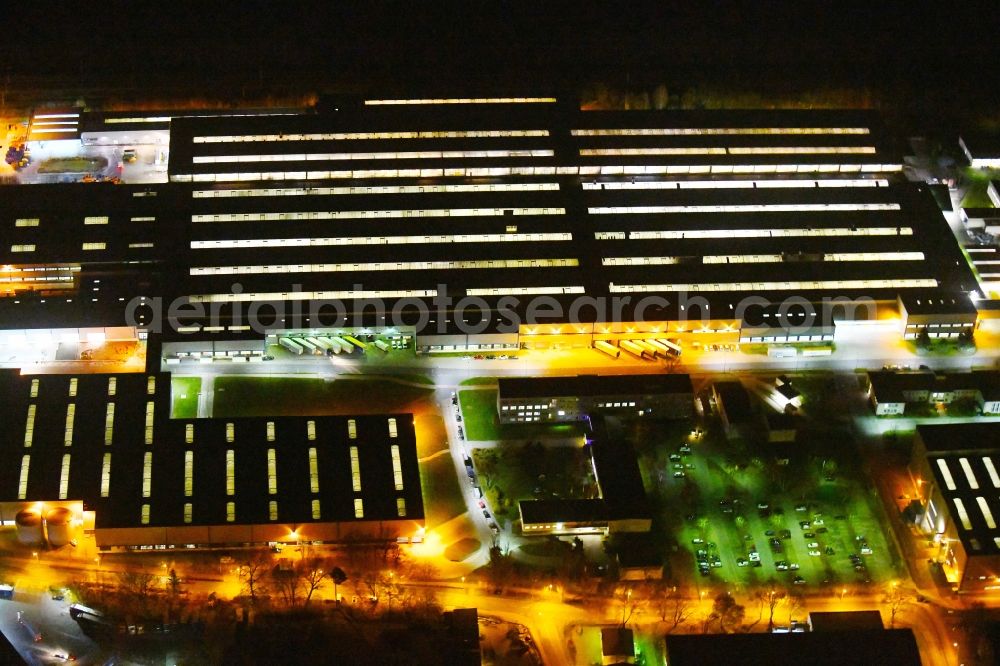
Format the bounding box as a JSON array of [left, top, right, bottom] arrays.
[[0, 370, 423, 534], [0, 105, 984, 334], [919, 423, 1000, 557]]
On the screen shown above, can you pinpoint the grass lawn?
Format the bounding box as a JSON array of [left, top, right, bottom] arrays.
[[444, 538, 480, 562], [37, 156, 108, 173], [170, 376, 202, 419], [458, 389, 501, 440], [419, 452, 467, 529], [212, 376, 432, 417], [961, 167, 1000, 209]]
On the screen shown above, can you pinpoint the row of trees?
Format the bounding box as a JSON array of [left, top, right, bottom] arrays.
[[613, 580, 911, 634]]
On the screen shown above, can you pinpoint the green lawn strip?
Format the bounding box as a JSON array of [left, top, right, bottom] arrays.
[[458, 389, 500, 440], [170, 376, 202, 418], [212, 376, 432, 417], [37, 156, 109, 173], [419, 453, 467, 529]]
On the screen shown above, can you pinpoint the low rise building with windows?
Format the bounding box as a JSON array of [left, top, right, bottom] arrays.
[[496, 373, 693, 424], [867, 370, 1000, 416], [519, 416, 650, 536]]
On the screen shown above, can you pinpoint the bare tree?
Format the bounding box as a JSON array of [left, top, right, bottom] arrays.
[[271, 565, 301, 607], [617, 585, 639, 628], [238, 552, 271, 606], [787, 592, 805, 625], [657, 586, 694, 633], [751, 583, 786, 631], [114, 569, 157, 617], [299, 558, 329, 606], [883, 582, 912, 629]]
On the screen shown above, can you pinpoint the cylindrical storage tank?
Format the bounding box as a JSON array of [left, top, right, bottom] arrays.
[[15, 510, 43, 546], [45, 507, 75, 547]]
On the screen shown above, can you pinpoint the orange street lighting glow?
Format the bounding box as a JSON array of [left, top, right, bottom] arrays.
[[410, 531, 444, 558]]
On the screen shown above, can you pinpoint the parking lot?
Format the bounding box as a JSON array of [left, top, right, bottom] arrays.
[[643, 422, 899, 593]]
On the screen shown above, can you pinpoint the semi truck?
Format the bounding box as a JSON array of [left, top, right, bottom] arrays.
[[633, 339, 664, 358], [593, 340, 620, 358], [656, 338, 682, 356], [279, 338, 305, 355], [310, 336, 335, 353], [343, 335, 368, 351], [373, 339, 390, 352], [319, 336, 343, 354], [297, 338, 322, 355], [331, 337, 354, 353], [619, 340, 653, 359]]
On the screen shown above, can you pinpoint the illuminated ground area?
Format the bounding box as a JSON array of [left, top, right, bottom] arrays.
[[638, 413, 900, 592]]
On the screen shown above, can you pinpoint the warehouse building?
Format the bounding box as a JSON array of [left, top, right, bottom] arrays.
[[496, 373, 693, 423], [909, 423, 1000, 593], [0, 370, 424, 550]]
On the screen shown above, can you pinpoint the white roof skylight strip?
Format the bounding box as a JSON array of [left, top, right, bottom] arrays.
[[608, 278, 938, 293], [582, 178, 889, 190], [190, 258, 579, 275], [590, 203, 900, 214], [193, 182, 560, 197], [194, 130, 551, 143], [191, 207, 564, 222], [571, 127, 870, 136], [191, 232, 571, 249], [188, 288, 438, 303], [193, 149, 554, 164], [601, 226, 913, 240]]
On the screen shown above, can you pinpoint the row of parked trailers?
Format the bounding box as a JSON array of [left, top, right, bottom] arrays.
[[593, 338, 682, 360], [279, 335, 391, 356]]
